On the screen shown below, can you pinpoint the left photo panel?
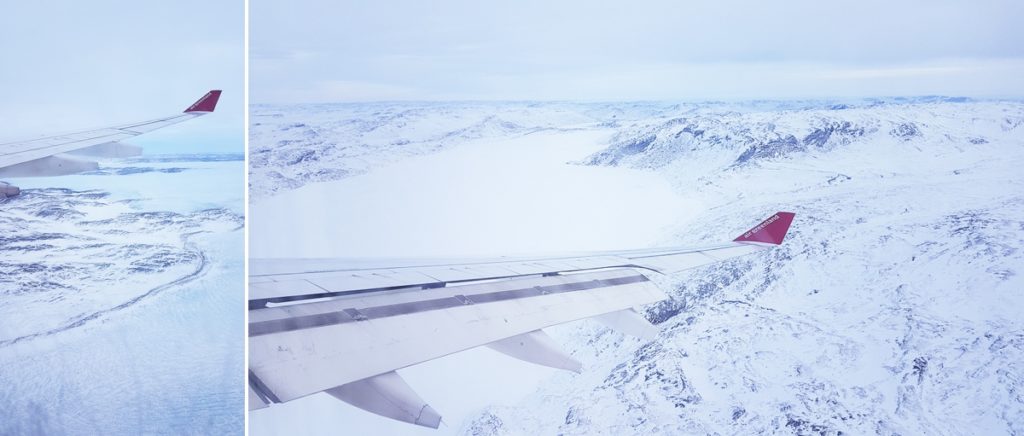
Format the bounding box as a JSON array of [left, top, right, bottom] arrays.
[[0, 1, 245, 434]]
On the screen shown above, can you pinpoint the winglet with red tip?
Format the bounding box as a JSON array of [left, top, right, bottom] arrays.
[[184, 90, 222, 113], [734, 212, 796, 245]]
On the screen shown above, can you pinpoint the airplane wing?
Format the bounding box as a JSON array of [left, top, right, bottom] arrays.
[[248, 211, 796, 428], [0, 90, 222, 192]]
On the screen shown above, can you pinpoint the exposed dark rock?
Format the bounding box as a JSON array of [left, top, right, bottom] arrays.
[[890, 123, 921, 141], [735, 135, 803, 165]]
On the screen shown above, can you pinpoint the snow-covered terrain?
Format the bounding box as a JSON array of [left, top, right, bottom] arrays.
[[0, 154, 245, 435], [249, 101, 671, 200], [249, 98, 1024, 435]]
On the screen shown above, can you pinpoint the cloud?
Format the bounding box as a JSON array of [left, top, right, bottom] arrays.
[[257, 80, 434, 104], [250, 0, 1024, 102], [0, 0, 243, 149], [816, 65, 975, 80]]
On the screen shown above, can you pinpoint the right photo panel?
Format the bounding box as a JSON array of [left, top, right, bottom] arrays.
[[247, 1, 1024, 435]]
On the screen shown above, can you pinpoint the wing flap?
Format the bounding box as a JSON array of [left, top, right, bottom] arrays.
[[247, 211, 798, 419], [249, 241, 771, 304], [249, 269, 666, 404], [249, 279, 329, 302], [248, 385, 269, 410], [627, 251, 719, 273], [701, 243, 766, 260], [248, 256, 642, 306]]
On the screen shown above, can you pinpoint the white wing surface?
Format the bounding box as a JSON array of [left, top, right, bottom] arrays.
[[248, 212, 796, 427], [0, 90, 222, 190]]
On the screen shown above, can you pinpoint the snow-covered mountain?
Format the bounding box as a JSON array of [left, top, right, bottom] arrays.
[[249, 101, 667, 199], [470, 100, 1024, 435], [0, 188, 240, 346], [250, 98, 1024, 435]]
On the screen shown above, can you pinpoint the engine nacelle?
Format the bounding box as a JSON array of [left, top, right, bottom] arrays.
[[0, 154, 99, 178], [1, 181, 19, 199], [67, 141, 142, 158]]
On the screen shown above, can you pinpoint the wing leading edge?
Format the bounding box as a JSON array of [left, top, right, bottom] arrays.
[[248, 211, 796, 427], [0, 90, 222, 194]]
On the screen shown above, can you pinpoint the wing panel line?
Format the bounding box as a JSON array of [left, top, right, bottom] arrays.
[[249, 369, 283, 404], [249, 263, 665, 305], [249, 274, 649, 337], [0, 131, 131, 157]]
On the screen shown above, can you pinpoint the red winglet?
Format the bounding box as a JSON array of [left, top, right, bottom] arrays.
[[184, 90, 222, 113], [733, 211, 795, 245]]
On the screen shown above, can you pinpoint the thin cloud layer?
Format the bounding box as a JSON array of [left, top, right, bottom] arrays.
[[251, 0, 1024, 102], [0, 0, 243, 150]]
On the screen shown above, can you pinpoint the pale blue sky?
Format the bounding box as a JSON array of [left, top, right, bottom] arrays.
[[251, 0, 1024, 103], [0, 0, 243, 153]]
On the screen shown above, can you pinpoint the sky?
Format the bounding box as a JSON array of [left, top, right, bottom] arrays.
[[251, 0, 1024, 103], [0, 1, 244, 153]]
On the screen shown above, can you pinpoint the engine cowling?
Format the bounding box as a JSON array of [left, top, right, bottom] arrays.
[[0, 154, 99, 178], [67, 141, 142, 158], [1, 181, 19, 199]]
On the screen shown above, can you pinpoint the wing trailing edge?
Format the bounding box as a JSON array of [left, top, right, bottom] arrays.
[[0, 90, 222, 195], [248, 211, 798, 426]]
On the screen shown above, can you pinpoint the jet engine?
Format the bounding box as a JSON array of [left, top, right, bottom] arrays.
[[0, 154, 99, 178], [1, 181, 19, 199], [67, 141, 143, 158]]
